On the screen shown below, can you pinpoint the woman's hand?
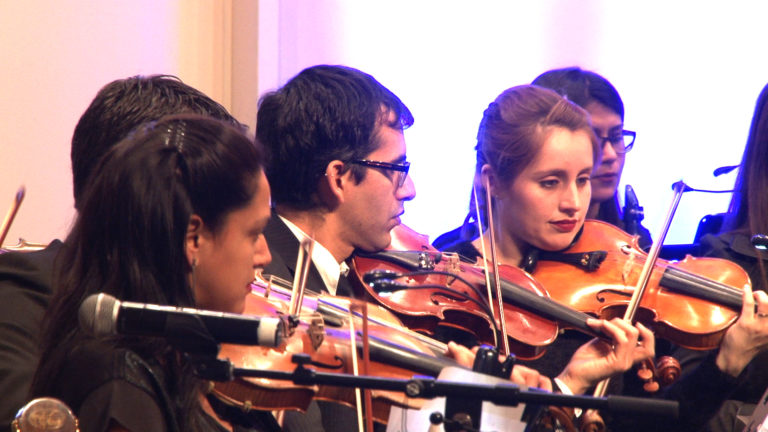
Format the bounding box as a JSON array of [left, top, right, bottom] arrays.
[[445, 341, 476, 367], [444, 342, 550, 390], [556, 318, 655, 395], [511, 364, 552, 390], [716, 283, 768, 377]]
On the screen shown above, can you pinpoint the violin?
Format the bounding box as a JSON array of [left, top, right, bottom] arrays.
[[532, 220, 750, 351], [211, 279, 473, 424], [350, 224, 604, 359]]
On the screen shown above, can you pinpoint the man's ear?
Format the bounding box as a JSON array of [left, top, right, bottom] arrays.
[[185, 214, 204, 265], [318, 160, 349, 206]]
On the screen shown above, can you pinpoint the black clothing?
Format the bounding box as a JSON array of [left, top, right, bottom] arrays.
[[0, 240, 63, 430], [39, 338, 276, 432], [700, 231, 768, 294], [0, 241, 279, 432], [697, 231, 768, 431], [262, 213, 354, 297]]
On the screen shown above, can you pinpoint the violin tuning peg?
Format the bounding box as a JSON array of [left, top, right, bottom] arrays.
[[656, 355, 682, 386], [642, 380, 660, 393]]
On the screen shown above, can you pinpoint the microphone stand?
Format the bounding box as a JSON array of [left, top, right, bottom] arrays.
[[159, 312, 678, 429], [188, 353, 678, 430]]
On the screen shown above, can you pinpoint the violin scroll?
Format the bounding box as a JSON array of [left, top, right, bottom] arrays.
[[638, 355, 682, 394]]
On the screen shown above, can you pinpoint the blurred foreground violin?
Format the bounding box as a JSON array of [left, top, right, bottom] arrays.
[[211, 277, 508, 424]]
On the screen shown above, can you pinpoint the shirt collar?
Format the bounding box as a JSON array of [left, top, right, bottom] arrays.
[[279, 215, 347, 296]]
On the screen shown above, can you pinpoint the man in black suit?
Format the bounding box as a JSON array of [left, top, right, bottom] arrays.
[[256, 65, 416, 431], [0, 75, 243, 430], [256, 65, 416, 299]]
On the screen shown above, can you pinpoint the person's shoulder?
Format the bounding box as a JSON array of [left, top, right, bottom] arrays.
[[0, 240, 64, 293], [59, 340, 138, 387], [53, 339, 172, 430], [431, 226, 463, 250], [698, 231, 750, 259]]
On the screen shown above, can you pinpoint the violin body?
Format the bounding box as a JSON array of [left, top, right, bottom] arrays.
[[351, 224, 562, 359], [533, 220, 750, 350]]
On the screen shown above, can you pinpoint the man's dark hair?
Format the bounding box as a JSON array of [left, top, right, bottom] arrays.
[[71, 75, 242, 209], [256, 65, 413, 209]]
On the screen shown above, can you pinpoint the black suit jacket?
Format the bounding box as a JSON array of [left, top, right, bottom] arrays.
[[0, 240, 63, 431], [262, 214, 354, 298]]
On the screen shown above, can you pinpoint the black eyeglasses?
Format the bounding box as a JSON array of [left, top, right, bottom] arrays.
[[349, 159, 410, 188], [595, 130, 636, 154]]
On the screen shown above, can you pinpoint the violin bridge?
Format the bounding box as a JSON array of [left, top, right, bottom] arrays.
[[441, 252, 461, 274], [441, 252, 462, 287], [307, 313, 325, 350], [621, 245, 638, 284]]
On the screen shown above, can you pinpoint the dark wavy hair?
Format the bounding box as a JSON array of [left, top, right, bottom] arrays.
[[256, 65, 413, 209], [722, 82, 768, 290], [71, 75, 243, 210], [32, 115, 263, 430], [724, 83, 768, 234]]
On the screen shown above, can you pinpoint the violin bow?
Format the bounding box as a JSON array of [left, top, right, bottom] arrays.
[[472, 183, 499, 348], [0, 186, 25, 248], [475, 174, 511, 356], [348, 300, 374, 432], [289, 237, 315, 316], [586, 181, 688, 425]]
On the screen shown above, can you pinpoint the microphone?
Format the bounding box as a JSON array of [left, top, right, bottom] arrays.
[[79, 293, 284, 348]]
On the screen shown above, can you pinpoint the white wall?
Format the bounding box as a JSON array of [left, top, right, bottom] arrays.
[[3, 1, 768, 246], [0, 0, 252, 246], [261, 0, 768, 244], [1, 1, 178, 245]]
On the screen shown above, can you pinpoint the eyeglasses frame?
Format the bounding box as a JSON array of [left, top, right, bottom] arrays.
[[596, 129, 636, 154], [349, 159, 411, 187]]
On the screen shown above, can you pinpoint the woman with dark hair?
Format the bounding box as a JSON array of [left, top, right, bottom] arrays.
[[29, 115, 276, 432], [695, 82, 768, 432], [702, 82, 768, 293]]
